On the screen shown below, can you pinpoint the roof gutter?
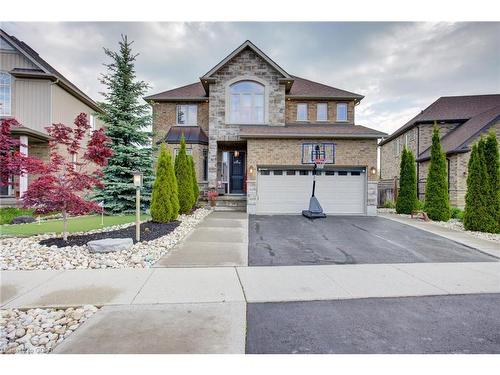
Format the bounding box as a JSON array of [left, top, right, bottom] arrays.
[[239, 133, 385, 139]]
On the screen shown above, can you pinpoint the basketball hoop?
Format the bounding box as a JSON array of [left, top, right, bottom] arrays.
[[314, 157, 326, 170]]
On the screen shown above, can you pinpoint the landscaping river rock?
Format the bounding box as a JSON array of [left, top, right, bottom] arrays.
[[0, 305, 98, 354], [0, 208, 211, 270]]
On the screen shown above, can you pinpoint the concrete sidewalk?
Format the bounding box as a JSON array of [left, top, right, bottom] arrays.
[[380, 213, 500, 258], [154, 211, 248, 267], [2, 261, 499, 308]]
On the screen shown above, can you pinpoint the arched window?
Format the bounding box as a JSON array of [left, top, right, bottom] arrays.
[[0, 72, 12, 116], [229, 81, 264, 123]]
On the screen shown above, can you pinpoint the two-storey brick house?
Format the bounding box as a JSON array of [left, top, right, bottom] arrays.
[[0, 29, 104, 207], [379, 94, 500, 208], [146, 41, 386, 215]]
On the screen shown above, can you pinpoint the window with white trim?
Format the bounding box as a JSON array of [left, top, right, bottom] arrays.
[[89, 114, 96, 134], [176, 104, 197, 126], [316, 103, 327, 121], [297, 103, 308, 121], [229, 81, 264, 123], [336, 103, 348, 122], [0, 72, 12, 116]]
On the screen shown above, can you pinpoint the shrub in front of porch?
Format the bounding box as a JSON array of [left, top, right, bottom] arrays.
[[189, 156, 199, 206], [175, 135, 195, 214], [396, 147, 418, 214], [424, 125, 450, 221], [151, 144, 174, 222]]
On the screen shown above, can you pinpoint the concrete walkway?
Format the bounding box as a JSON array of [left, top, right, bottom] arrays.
[[154, 211, 248, 267], [380, 213, 500, 258], [2, 261, 499, 308]]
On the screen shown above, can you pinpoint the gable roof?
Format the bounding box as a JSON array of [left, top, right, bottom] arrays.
[[201, 40, 292, 80], [0, 29, 102, 113], [288, 75, 363, 101], [379, 94, 500, 146], [417, 104, 500, 161]]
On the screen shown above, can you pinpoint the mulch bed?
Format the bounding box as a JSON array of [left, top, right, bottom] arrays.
[[39, 220, 181, 248]]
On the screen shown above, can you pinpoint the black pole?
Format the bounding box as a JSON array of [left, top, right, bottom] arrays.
[[312, 164, 317, 197]]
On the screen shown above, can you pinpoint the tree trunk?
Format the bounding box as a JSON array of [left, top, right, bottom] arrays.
[[62, 209, 68, 242]]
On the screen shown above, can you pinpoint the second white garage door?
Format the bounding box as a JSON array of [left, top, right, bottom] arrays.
[[256, 168, 366, 215]]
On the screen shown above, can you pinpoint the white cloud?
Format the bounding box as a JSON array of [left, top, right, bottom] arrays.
[[3, 22, 498, 135]]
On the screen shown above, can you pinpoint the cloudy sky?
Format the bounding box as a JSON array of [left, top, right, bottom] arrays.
[[3, 22, 499, 134]]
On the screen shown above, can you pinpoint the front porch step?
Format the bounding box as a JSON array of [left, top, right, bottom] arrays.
[[200, 195, 247, 212]]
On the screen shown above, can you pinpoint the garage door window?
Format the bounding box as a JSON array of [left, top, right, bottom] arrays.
[[351, 171, 361, 176], [260, 170, 270, 175], [299, 170, 309, 176], [325, 171, 335, 176], [286, 170, 296, 176], [338, 171, 348, 176], [273, 170, 283, 175]]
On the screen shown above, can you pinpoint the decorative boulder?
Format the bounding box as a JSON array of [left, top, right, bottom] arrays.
[[11, 216, 36, 224], [87, 238, 133, 253]]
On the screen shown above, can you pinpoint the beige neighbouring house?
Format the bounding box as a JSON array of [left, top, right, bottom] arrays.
[[0, 29, 104, 207], [146, 40, 386, 215], [379, 94, 500, 208]]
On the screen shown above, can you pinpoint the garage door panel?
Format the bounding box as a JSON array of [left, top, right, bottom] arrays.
[[256, 169, 366, 215]]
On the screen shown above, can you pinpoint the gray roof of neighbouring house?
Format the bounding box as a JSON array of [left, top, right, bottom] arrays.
[[416, 103, 500, 161], [379, 94, 500, 148]]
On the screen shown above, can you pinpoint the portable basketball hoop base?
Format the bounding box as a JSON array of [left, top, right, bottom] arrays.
[[302, 158, 327, 219]]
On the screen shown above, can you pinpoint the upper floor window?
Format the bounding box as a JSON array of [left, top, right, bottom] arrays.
[[0, 72, 12, 116], [229, 81, 264, 123], [317, 103, 327, 121], [336, 103, 348, 122], [297, 103, 308, 121], [176, 104, 197, 126]]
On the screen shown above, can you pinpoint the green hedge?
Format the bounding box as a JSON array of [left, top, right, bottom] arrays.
[[0, 208, 34, 225]]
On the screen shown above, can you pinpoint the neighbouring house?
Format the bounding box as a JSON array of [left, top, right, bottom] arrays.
[[146, 40, 386, 215], [0, 29, 103, 207], [379, 94, 500, 208]]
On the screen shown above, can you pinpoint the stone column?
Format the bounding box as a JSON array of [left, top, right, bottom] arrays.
[[208, 139, 218, 189], [19, 135, 28, 198]]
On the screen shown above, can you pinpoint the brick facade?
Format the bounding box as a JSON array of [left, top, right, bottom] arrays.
[[285, 100, 355, 124]]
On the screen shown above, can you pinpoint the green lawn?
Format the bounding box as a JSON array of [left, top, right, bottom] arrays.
[[0, 214, 151, 237]]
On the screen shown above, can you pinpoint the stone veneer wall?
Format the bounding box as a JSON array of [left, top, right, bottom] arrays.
[[246, 138, 379, 214], [285, 100, 355, 124], [207, 48, 286, 188]]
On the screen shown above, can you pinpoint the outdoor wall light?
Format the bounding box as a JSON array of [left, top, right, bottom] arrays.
[[370, 167, 377, 175], [234, 150, 240, 158], [249, 165, 254, 175]]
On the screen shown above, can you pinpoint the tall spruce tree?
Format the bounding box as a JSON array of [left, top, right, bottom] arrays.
[[94, 35, 153, 214], [396, 147, 418, 214], [189, 156, 200, 208], [175, 135, 194, 214], [483, 130, 500, 231], [424, 125, 450, 221], [150, 144, 172, 223], [464, 141, 497, 232]]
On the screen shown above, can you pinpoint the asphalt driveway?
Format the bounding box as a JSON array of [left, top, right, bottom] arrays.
[[246, 294, 500, 354], [249, 215, 497, 266]]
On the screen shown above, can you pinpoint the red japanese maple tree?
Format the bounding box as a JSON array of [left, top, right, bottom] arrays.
[[23, 113, 113, 241], [0, 118, 46, 190]]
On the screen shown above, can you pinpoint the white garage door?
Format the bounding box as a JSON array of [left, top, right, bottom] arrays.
[[256, 168, 366, 215]]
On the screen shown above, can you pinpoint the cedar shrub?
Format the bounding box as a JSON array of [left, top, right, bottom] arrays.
[[174, 135, 194, 214], [396, 147, 418, 214], [189, 156, 200, 208], [424, 125, 450, 221], [150, 144, 172, 223]]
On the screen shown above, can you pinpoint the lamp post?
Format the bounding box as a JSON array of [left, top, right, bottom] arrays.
[[133, 171, 143, 242]]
